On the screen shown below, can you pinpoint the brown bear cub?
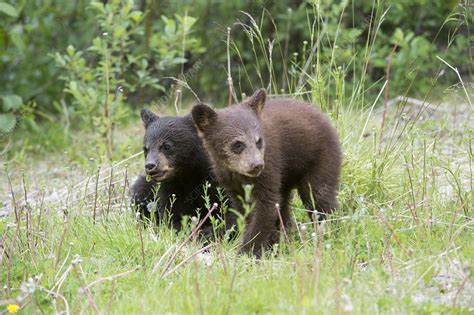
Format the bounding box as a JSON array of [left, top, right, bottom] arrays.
[[192, 89, 341, 256], [131, 109, 234, 237]]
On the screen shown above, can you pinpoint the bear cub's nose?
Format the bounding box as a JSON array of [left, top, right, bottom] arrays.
[[250, 161, 264, 174], [145, 162, 157, 172]]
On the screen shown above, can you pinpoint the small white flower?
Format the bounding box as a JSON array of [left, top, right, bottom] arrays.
[[343, 304, 353, 313]]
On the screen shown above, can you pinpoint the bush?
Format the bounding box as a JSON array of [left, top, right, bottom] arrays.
[[0, 0, 471, 144]]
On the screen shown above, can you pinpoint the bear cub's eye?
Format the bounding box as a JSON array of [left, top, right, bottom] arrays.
[[231, 141, 245, 154], [162, 143, 172, 152], [256, 137, 263, 149]]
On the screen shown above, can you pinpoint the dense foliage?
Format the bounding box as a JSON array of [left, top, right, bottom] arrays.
[[0, 0, 471, 151]]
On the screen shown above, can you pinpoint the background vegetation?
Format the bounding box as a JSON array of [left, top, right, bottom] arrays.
[[0, 0, 471, 156], [0, 0, 473, 313]]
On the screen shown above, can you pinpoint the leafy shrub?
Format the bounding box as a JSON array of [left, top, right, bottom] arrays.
[[0, 94, 22, 136], [0, 0, 95, 116], [48, 0, 204, 158], [0, 0, 471, 143], [54, 0, 203, 125], [160, 0, 470, 101]]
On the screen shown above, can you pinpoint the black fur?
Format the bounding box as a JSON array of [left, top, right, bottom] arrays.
[[130, 110, 235, 236]]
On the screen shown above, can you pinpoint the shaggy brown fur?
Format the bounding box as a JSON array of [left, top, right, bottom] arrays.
[[192, 89, 342, 257]]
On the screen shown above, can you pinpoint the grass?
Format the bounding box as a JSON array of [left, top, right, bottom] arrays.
[[1, 90, 472, 313], [1, 3, 473, 314]]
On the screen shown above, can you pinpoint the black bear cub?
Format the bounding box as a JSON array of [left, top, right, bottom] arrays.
[[192, 89, 342, 257], [131, 109, 231, 236]]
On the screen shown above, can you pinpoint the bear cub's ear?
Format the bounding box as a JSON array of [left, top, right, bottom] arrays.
[[191, 104, 217, 132], [140, 109, 159, 128], [245, 88, 266, 116]]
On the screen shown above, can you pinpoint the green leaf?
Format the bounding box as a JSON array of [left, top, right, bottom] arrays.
[[69, 81, 78, 92], [0, 113, 17, 134], [180, 15, 197, 32], [422, 265, 436, 284], [162, 16, 176, 36], [171, 57, 187, 64], [10, 25, 26, 52], [129, 11, 142, 23], [122, 2, 132, 15], [89, 1, 105, 13], [2, 94, 23, 111], [90, 37, 102, 52], [114, 26, 126, 38], [392, 28, 404, 46], [151, 84, 165, 92], [0, 2, 19, 18], [66, 45, 75, 57], [54, 52, 66, 67]]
